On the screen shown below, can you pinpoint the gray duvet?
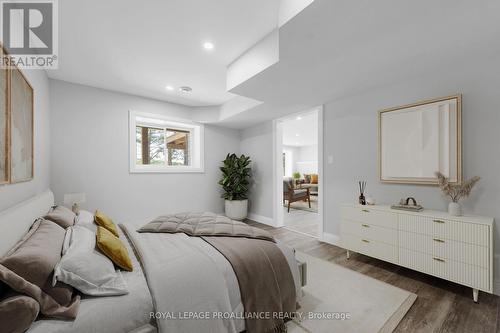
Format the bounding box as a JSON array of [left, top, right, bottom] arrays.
[[123, 223, 301, 333], [138, 212, 274, 242]]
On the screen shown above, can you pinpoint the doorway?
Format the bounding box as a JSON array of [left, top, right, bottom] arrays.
[[273, 107, 323, 238]]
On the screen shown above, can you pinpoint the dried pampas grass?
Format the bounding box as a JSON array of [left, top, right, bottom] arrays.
[[435, 172, 480, 203]]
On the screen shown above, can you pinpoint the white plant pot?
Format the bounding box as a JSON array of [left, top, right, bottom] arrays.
[[448, 202, 462, 216], [225, 199, 248, 221]]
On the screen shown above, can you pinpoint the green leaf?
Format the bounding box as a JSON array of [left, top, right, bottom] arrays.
[[219, 153, 252, 200]]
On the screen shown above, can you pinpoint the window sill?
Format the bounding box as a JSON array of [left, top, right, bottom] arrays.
[[130, 166, 205, 174]]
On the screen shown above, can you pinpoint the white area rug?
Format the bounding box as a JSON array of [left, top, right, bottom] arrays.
[[288, 252, 416, 333]]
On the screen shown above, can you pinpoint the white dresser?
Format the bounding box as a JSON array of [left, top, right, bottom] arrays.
[[340, 204, 494, 302]]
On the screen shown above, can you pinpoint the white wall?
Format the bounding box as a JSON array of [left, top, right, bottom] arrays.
[[323, 56, 500, 284], [239, 55, 500, 270], [240, 122, 274, 220], [283, 145, 299, 177], [0, 70, 51, 211], [227, 30, 279, 91], [49, 80, 240, 223], [296, 144, 318, 175]]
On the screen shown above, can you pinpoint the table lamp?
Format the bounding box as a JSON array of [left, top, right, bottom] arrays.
[[63, 193, 86, 214]]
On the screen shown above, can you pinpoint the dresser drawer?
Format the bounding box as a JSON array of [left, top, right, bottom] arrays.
[[341, 206, 397, 229], [398, 231, 489, 268], [342, 220, 397, 245], [398, 214, 489, 246], [341, 233, 397, 263], [399, 248, 490, 292]]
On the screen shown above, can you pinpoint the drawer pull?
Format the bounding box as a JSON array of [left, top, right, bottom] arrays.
[[433, 257, 446, 262], [361, 224, 370, 228], [362, 239, 370, 243], [362, 209, 370, 213], [433, 219, 445, 224], [433, 238, 445, 243]]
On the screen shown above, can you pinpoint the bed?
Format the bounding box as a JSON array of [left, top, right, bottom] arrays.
[[0, 191, 303, 333]]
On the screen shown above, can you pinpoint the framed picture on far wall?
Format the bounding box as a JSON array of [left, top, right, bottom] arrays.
[[0, 46, 8, 185], [9, 67, 34, 183]]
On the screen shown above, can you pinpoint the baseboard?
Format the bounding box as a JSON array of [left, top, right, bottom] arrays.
[[319, 232, 341, 246], [247, 213, 275, 227]]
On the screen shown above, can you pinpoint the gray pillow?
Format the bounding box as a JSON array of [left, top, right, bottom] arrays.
[[53, 226, 128, 296], [0, 219, 80, 319], [0, 291, 40, 333], [44, 205, 76, 228]]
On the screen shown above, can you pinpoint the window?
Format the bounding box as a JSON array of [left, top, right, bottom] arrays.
[[130, 111, 204, 173]]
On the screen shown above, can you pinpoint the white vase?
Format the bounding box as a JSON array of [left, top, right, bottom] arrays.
[[225, 199, 248, 220], [448, 202, 462, 216]]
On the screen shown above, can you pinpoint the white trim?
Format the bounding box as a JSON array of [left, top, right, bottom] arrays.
[[317, 106, 324, 239], [320, 232, 342, 246], [248, 213, 275, 227], [273, 119, 284, 227], [129, 110, 205, 173]]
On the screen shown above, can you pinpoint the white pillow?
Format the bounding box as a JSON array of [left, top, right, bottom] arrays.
[[61, 227, 72, 256], [74, 210, 97, 233], [53, 226, 128, 296]]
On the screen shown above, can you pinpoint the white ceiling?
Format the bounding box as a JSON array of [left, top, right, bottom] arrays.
[[225, 0, 500, 128], [50, 0, 280, 106], [49, 0, 500, 128], [282, 110, 318, 147]]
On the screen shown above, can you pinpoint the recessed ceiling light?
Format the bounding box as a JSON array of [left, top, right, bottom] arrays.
[[165, 85, 174, 91], [179, 86, 192, 93], [203, 41, 214, 50], [296, 116, 302, 120], [295, 134, 300, 137]]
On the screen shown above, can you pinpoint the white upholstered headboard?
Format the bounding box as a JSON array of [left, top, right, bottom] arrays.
[[0, 190, 54, 257]]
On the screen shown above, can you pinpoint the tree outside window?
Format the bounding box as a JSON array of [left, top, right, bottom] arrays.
[[136, 126, 190, 166]]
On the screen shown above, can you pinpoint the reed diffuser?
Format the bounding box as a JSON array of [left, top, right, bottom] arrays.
[[358, 181, 367, 205]]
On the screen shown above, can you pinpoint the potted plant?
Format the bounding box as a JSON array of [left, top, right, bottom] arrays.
[[435, 172, 480, 216], [292, 172, 301, 186], [219, 153, 251, 220]]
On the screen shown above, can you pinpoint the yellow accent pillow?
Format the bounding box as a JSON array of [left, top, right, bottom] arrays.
[[94, 210, 119, 237], [311, 174, 318, 184], [96, 226, 133, 271]]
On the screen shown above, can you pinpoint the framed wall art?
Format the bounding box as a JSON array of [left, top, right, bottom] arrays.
[[0, 45, 8, 184], [9, 67, 34, 183], [379, 95, 462, 185]]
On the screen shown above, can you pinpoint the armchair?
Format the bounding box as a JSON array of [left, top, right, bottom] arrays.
[[283, 178, 311, 213]]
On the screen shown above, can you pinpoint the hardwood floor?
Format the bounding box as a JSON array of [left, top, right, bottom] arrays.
[[246, 220, 500, 333]]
